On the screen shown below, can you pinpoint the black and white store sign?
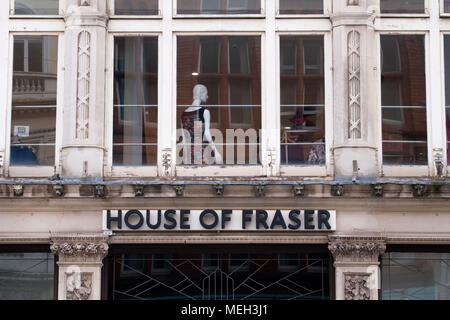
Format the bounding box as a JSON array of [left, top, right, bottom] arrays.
[[103, 209, 336, 232]]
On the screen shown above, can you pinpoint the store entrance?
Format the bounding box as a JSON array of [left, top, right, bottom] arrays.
[[104, 244, 332, 300]]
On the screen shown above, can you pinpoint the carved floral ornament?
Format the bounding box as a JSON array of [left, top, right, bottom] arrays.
[[344, 274, 370, 300], [328, 236, 386, 262], [50, 237, 109, 260], [66, 272, 92, 300]]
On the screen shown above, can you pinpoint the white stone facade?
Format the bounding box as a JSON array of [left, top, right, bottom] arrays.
[[1, 0, 450, 300]]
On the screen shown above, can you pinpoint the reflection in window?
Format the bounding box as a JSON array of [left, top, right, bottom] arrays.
[[14, 0, 59, 15], [121, 254, 145, 275], [445, 0, 450, 13], [445, 36, 450, 164], [113, 37, 158, 166], [10, 36, 58, 166], [177, 0, 261, 14], [0, 252, 54, 300], [114, 0, 159, 15], [382, 252, 450, 300], [177, 35, 261, 166], [280, 36, 325, 165], [202, 254, 221, 271], [279, 0, 323, 15], [381, 35, 427, 166], [279, 253, 299, 271], [380, 0, 424, 14]]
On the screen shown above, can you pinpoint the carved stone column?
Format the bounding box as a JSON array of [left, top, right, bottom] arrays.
[[331, 0, 380, 178], [60, 0, 107, 177], [329, 235, 386, 300], [50, 234, 109, 300]]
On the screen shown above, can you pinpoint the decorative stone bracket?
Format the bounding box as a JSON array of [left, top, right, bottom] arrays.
[[329, 235, 386, 300], [328, 235, 386, 263], [50, 235, 109, 263], [51, 235, 108, 300]]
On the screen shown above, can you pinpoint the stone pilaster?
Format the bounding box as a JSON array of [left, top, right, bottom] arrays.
[[331, 0, 380, 178], [60, 0, 107, 177], [50, 234, 109, 300], [329, 235, 386, 300]]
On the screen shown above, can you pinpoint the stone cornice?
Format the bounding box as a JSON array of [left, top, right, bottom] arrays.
[[50, 234, 109, 262], [328, 235, 386, 263]]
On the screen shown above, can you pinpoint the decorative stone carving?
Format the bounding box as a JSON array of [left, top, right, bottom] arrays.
[[173, 185, 184, 196], [433, 151, 444, 177], [66, 272, 92, 300], [0, 151, 4, 176], [266, 148, 276, 176], [80, 0, 90, 6], [344, 274, 370, 300], [373, 183, 383, 197], [293, 184, 305, 197], [50, 235, 109, 263], [328, 236, 386, 263], [134, 185, 144, 197], [162, 149, 172, 177], [332, 184, 344, 197], [412, 184, 426, 197], [255, 184, 265, 197], [348, 30, 361, 139], [12, 185, 24, 197], [76, 30, 91, 140], [214, 184, 224, 196]]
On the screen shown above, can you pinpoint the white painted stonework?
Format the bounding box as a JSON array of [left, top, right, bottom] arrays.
[[1, 0, 450, 300]]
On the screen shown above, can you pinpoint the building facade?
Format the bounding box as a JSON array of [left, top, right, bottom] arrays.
[[1, 0, 450, 300]]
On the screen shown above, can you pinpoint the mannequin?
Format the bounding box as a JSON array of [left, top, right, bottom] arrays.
[[181, 84, 223, 164]]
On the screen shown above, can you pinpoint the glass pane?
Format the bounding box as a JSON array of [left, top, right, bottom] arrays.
[[380, 0, 424, 14], [15, 0, 58, 15], [109, 248, 330, 300], [11, 35, 58, 166], [113, 37, 158, 166], [177, 36, 261, 166], [444, 36, 450, 164], [115, 0, 159, 15], [445, 0, 450, 13], [382, 252, 450, 300], [0, 253, 54, 300], [280, 36, 325, 166], [279, 0, 323, 15], [381, 35, 427, 166], [177, 0, 261, 14]]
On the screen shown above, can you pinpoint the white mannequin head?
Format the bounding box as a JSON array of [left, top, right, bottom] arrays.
[[193, 84, 208, 103]]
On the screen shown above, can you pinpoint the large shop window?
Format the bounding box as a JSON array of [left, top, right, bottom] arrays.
[[114, 0, 159, 15], [380, 35, 427, 166], [380, 0, 424, 14], [10, 35, 58, 166], [444, 35, 450, 165], [106, 246, 330, 300], [280, 36, 325, 166], [176, 35, 261, 166], [278, 0, 323, 15], [177, 0, 261, 15], [382, 252, 450, 300], [14, 0, 59, 15], [113, 37, 158, 166], [0, 252, 54, 300]]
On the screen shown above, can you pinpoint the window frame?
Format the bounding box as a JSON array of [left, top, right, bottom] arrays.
[[379, 0, 430, 18], [105, 32, 161, 177], [375, 31, 431, 177], [173, 0, 266, 18], [275, 0, 331, 18], [107, 0, 163, 19], [10, 0, 63, 18], [5, 31, 64, 178], [441, 31, 450, 175], [174, 31, 264, 177], [277, 31, 332, 177]]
